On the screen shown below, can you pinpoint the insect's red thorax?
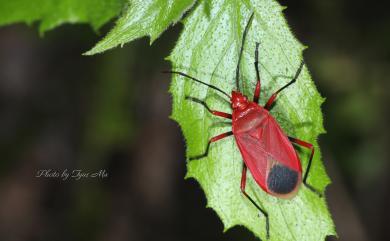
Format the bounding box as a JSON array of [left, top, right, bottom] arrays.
[[231, 91, 268, 133], [232, 102, 267, 134], [231, 91, 249, 111]]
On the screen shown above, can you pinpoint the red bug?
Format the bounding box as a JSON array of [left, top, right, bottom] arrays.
[[165, 12, 321, 239]]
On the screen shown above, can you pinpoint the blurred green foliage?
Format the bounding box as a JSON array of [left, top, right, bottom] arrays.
[[0, 0, 125, 33]]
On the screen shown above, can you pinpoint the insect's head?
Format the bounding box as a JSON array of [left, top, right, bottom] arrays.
[[231, 91, 249, 110]]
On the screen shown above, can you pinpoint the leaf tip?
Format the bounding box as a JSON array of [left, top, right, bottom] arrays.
[[149, 33, 160, 45], [84, 41, 107, 55], [37, 22, 52, 37], [184, 172, 192, 180], [84, 41, 117, 56], [320, 96, 327, 104], [83, 48, 98, 56], [165, 55, 172, 62]]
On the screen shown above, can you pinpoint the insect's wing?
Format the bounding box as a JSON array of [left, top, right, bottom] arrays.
[[235, 116, 301, 193], [262, 116, 302, 173], [235, 132, 269, 192]]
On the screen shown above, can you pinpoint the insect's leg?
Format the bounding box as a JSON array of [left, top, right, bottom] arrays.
[[185, 96, 232, 119], [288, 136, 322, 197], [240, 164, 270, 239], [264, 60, 305, 110], [253, 42, 261, 103], [189, 131, 233, 160]]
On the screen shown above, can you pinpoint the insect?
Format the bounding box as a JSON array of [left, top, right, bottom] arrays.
[[165, 12, 321, 239]]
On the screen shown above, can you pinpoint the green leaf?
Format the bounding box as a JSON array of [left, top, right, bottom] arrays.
[[169, 0, 336, 240], [85, 0, 196, 55], [0, 0, 125, 33]]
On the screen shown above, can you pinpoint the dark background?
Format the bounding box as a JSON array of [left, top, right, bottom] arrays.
[[0, 1, 389, 240]]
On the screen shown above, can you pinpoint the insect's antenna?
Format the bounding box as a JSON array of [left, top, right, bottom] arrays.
[[235, 12, 255, 92], [276, 60, 305, 94], [163, 70, 231, 99], [294, 60, 305, 79]]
